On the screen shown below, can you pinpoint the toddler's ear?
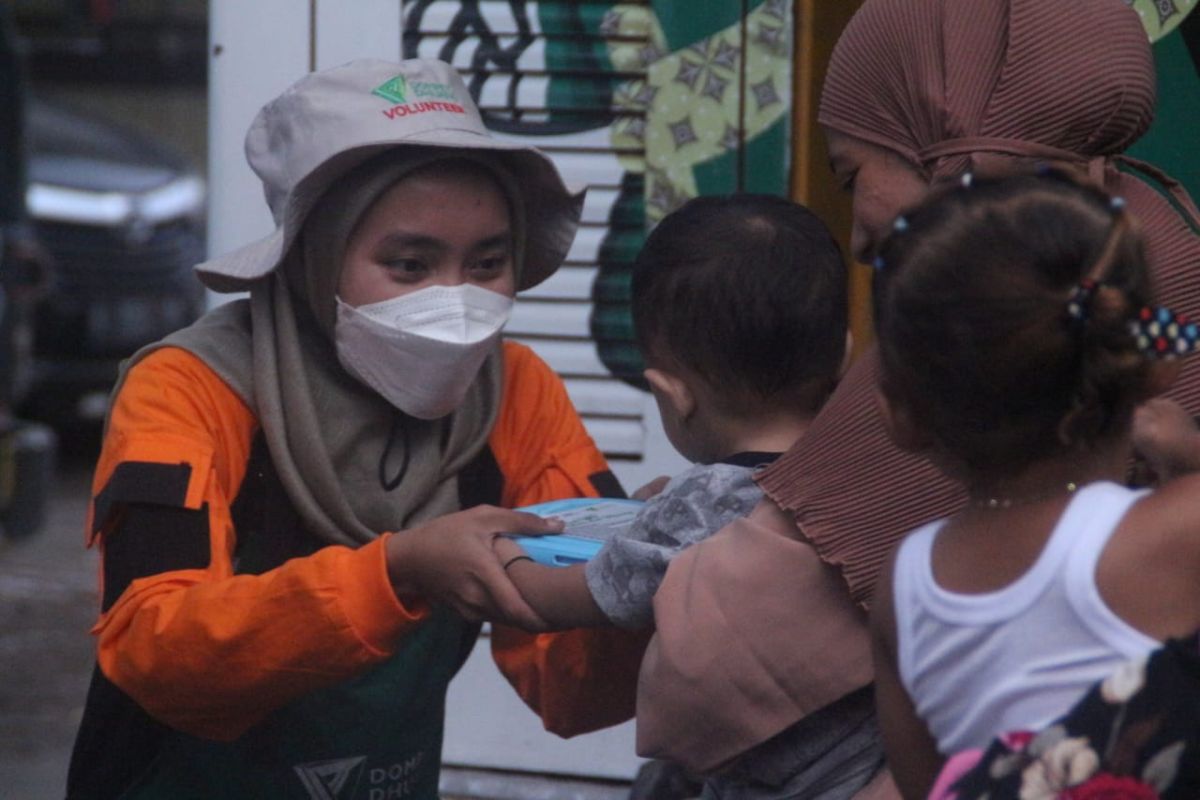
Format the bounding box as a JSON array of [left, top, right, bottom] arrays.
[[644, 367, 696, 421], [875, 386, 929, 452]]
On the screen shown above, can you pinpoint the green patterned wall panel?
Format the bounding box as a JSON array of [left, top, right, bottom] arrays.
[[1126, 1, 1200, 206]]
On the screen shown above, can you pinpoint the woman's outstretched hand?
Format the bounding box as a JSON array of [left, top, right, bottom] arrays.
[[383, 505, 563, 630]]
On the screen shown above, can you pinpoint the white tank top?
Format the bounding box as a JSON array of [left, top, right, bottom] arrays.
[[893, 481, 1158, 755]]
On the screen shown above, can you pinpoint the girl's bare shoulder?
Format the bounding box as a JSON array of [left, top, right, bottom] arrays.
[[1111, 475, 1200, 565], [1131, 474, 1200, 539], [1103, 476, 1200, 638]]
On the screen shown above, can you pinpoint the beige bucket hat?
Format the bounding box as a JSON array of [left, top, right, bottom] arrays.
[[196, 58, 584, 293]]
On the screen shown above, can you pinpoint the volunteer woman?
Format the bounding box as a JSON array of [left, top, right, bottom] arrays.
[[67, 59, 644, 799]]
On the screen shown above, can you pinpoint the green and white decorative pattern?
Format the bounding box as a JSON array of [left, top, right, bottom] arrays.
[[603, 0, 792, 222], [590, 0, 794, 388], [1128, 0, 1199, 42]]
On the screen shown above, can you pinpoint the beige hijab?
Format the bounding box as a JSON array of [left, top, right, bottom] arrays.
[[759, 0, 1200, 607], [132, 150, 526, 546]]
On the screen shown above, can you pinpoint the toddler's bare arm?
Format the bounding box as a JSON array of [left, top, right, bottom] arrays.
[[493, 536, 610, 630]]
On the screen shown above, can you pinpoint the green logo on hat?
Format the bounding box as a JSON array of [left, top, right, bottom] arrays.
[[372, 75, 408, 104]]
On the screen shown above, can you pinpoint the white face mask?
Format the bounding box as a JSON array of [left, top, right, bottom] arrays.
[[334, 283, 514, 419]]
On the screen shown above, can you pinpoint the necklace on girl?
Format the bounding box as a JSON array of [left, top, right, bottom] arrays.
[[969, 481, 1080, 511]]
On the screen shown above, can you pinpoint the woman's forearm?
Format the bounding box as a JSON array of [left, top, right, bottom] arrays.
[[96, 534, 419, 741]]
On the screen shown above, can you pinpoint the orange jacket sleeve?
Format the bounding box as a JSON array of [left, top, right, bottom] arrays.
[[488, 341, 650, 736], [490, 341, 616, 508], [89, 347, 428, 741]]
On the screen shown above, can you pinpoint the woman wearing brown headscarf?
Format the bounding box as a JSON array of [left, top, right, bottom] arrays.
[[766, 0, 1200, 609], [636, 1, 1200, 798]]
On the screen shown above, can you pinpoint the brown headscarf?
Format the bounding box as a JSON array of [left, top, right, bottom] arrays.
[[758, 0, 1200, 607]]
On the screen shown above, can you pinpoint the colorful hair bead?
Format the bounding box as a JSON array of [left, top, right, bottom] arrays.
[[1110, 196, 1127, 211], [1129, 305, 1199, 358], [960, 172, 974, 188], [1066, 279, 1097, 322], [893, 215, 909, 232], [872, 255, 886, 271]]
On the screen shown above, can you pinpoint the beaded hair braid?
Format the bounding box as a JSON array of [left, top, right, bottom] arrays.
[[879, 173, 1199, 360], [1066, 195, 1199, 360]]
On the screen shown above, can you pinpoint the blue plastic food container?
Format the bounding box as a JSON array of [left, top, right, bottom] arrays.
[[510, 497, 644, 566]]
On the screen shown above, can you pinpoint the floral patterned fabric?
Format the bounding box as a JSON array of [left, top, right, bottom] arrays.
[[933, 634, 1200, 799], [585, 456, 770, 629]]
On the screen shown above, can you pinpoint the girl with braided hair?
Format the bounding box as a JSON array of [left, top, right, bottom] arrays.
[[870, 172, 1200, 799]]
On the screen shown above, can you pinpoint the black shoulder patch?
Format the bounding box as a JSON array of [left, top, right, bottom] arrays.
[[93, 461, 192, 537], [102, 504, 210, 611], [588, 470, 628, 499]]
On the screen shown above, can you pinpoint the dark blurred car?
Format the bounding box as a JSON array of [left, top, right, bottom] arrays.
[[18, 96, 206, 428]]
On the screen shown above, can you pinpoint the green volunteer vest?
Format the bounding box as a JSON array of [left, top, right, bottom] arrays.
[[116, 435, 485, 799], [119, 608, 472, 800]]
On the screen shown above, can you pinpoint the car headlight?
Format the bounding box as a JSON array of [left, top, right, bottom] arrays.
[[26, 174, 206, 228]]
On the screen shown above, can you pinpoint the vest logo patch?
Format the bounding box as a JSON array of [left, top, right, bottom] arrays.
[[294, 756, 367, 800]]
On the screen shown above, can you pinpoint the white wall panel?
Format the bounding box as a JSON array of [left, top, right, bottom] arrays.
[[508, 337, 609, 378], [508, 302, 592, 338], [443, 631, 642, 781], [561, 378, 647, 417], [563, 226, 607, 264], [520, 267, 597, 300], [314, 0, 403, 67], [207, 0, 310, 289]]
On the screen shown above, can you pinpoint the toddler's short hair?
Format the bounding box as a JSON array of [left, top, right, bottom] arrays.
[[632, 194, 848, 415]]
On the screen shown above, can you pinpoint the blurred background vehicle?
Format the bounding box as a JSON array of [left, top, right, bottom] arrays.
[[11, 0, 207, 436], [18, 95, 206, 431]]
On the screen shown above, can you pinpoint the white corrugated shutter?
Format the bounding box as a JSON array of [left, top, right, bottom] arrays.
[[401, 3, 662, 783], [404, 0, 653, 463]]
